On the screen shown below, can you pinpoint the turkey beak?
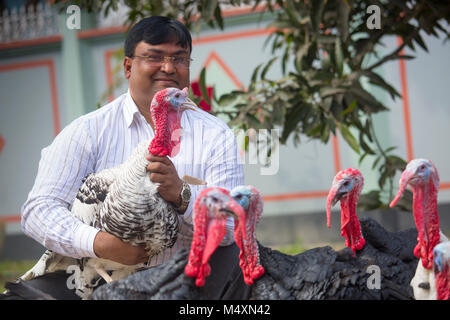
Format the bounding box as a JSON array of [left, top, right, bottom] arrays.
[[181, 100, 197, 111], [326, 187, 346, 229], [389, 168, 414, 208], [219, 207, 238, 219], [224, 200, 247, 239], [331, 191, 347, 206]]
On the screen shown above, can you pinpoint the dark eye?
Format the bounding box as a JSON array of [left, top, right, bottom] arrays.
[[343, 181, 349, 186], [211, 196, 219, 203], [148, 55, 163, 61], [174, 94, 180, 98], [420, 165, 426, 170]]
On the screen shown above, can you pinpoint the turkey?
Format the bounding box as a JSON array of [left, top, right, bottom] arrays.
[[13, 87, 201, 299], [184, 187, 247, 287], [91, 185, 417, 300], [90, 187, 247, 300], [433, 241, 450, 300], [231, 185, 417, 299], [326, 168, 418, 291], [326, 168, 365, 253], [389, 158, 449, 300]]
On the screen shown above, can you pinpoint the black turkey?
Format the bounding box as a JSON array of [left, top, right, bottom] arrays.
[[91, 186, 418, 300]]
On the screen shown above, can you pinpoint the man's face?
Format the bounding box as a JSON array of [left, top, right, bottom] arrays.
[[124, 40, 191, 105]]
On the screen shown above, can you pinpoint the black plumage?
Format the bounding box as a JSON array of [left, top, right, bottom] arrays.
[[90, 217, 418, 300]]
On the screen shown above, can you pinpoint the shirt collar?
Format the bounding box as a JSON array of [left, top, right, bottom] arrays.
[[123, 89, 140, 128]]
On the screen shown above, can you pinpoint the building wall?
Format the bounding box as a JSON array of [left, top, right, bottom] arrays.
[[0, 6, 449, 258]]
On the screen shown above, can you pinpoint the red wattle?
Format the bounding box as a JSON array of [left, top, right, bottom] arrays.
[[436, 267, 449, 300], [340, 192, 365, 253], [233, 191, 265, 286], [148, 89, 184, 157], [412, 179, 440, 270], [185, 196, 208, 280], [191, 219, 227, 287]]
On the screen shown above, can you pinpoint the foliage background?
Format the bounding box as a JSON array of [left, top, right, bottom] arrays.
[[57, 0, 449, 211]]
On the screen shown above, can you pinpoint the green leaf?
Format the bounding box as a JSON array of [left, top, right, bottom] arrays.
[[311, 0, 325, 33], [203, 0, 218, 20], [306, 123, 323, 137], [249, 63, 264, 90], [340, 99, 357, 117], [213, 5, 224, 30], [372, 155, 382, 170], [337, 0, 350, 41], [217, 92, 239, 107], [198, 67, 211, 105], [338, 123, 360, 154], [359, 151, 369, 165], [384, 146, 397, 154], [349, 86, 387, 112], [362, 71, 401, 100], [359, 131, 376, 155], [261, 57, 278, 80]]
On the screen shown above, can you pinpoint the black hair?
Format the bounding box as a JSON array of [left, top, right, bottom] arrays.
[[124, 16, 192, 57]]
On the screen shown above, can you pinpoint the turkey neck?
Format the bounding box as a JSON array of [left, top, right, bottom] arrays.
[[235, 200, 264, 285], [412, 181, 440, 269], [436, 265, 449, 300], [340, 192, 365, 252], [148, 100, 172, 157]]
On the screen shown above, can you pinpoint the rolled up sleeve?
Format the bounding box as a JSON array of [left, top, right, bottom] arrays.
[[21, 118, 99, 259]]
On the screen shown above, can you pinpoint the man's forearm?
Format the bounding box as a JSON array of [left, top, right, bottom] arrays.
[[21, 196, 99, 259]]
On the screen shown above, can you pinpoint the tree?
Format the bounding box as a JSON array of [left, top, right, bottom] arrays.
[[62, 0, 450, 210]]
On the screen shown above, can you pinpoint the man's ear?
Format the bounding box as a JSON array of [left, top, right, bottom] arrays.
[[124, 57, 132, 79]]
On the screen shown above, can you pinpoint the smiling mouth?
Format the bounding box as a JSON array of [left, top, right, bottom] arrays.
[[154, 79, 178, 85]]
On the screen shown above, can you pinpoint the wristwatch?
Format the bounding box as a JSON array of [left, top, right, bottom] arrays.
[[177, 180, 191, 213]]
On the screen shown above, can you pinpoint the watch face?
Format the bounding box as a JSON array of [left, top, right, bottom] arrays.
[[182, 184, 191, 200]]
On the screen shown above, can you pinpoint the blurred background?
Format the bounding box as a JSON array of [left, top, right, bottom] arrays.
[[0, 0, 449, 290]]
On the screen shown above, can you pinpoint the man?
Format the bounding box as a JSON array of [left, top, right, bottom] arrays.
[[3, 16, 249, 299]]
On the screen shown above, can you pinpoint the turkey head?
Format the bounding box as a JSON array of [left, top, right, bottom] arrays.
[[148, 87, 196, 157], [230, 185, 265, 285], [185, 187, 246, 287], [390, 158, 441, 269], [433, 241, 450, 300], [327, 168, 366, 253]]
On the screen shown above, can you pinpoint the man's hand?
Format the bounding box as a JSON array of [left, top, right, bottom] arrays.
[[93, 231, 148, 265], [146, 154, 183, 207]]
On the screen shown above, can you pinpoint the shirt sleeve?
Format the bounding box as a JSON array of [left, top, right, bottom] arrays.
[[21, 118, 100, 259], [180, 127, 244, 246]]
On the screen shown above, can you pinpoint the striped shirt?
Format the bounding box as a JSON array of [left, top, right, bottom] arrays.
[[21, 90, 244, 267]]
